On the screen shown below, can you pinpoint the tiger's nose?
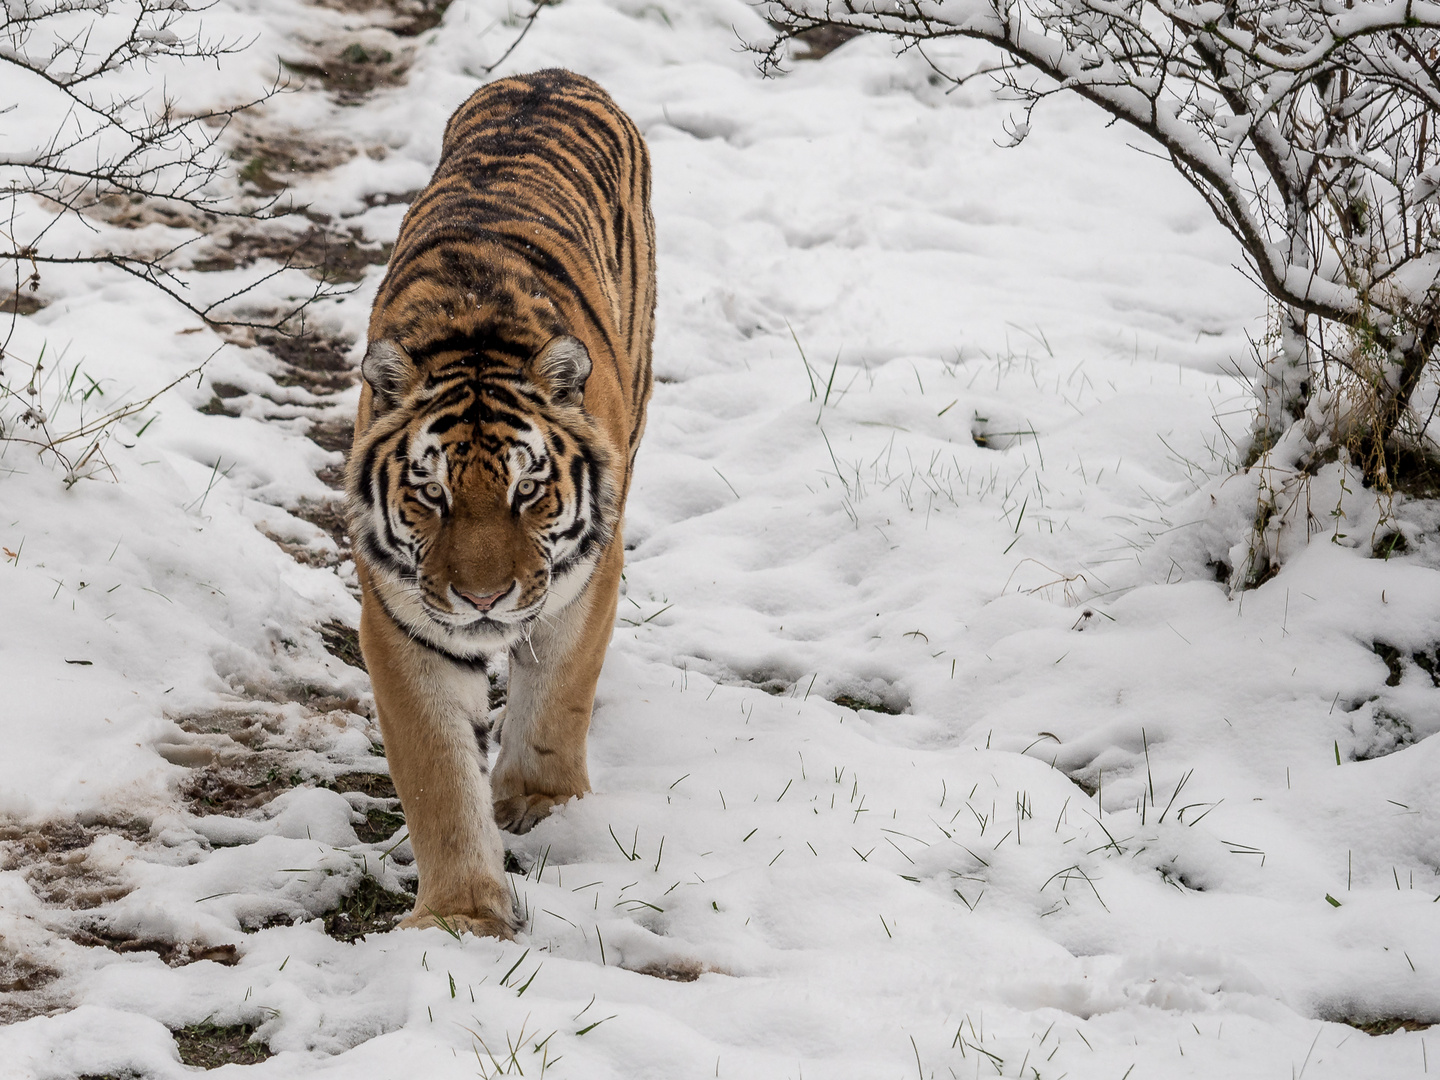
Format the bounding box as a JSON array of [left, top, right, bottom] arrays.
[[458, 586, 510, 612]]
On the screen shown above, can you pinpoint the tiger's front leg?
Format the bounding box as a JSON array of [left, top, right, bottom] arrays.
[[493, 540, 624, 834], [360, 599, 518, 939]]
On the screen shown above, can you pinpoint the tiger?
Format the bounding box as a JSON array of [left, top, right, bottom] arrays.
[[345, 69, 655, 940]]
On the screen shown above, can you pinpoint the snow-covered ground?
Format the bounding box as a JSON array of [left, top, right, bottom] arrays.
[[2, 1, 1437, 1077]]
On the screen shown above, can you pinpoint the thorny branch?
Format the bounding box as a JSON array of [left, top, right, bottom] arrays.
[[0, 0, 349, 335]]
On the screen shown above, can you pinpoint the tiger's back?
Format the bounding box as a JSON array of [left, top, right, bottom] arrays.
[[347, 70, 656, 940], [366, 69, 655, 466]]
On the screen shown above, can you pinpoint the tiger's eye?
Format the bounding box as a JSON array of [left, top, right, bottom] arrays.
[[423, 481, 445, 501], [516, 479, 538, 497]]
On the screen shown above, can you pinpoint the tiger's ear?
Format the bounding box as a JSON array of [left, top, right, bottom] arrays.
[[532, 335, 591, 407], [362, 339, 414, 410]]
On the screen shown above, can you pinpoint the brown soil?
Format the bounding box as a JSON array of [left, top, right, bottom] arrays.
[[309, 0, 455, 38], [633, 959, 707, 982], [792, 24, 862, 59], [281, 42, 410, 104], [322, 771, 402, 842], [317, 459, 349, 490], [321, 620, 366, 670], [69, 928, 241, 967], [831, 693, 903, 715], [181, 754, 312, 816], [354, 807, 404, 844], [230, 131, 357, 192], [192, 224, 389, 287], [261, 528, 342, 569], [322, 874, 412, 941], [0, 951, 59, 995], [308, 418, 354, 454], [0, 948, 61, 1024], [259, 327, 356, 383], [177, 708, 288, 745], [172, 1022, 273, 1068], [1344, 1017, 1433, 1035], [1, 289, 46, 315], [84, 193, 213, 231], [1, 819, 149, 910], [289, 498, 350, 553], [324, 770, 397, 800]]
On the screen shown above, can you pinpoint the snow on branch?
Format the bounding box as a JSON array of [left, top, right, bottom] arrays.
[[762, 1, 1440, 493]]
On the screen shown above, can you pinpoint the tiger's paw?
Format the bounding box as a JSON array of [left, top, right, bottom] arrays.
[[494, 792, 574, 834], [400, 908, 518, 941]]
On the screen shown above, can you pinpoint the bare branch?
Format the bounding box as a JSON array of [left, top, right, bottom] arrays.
[[761, 1, 1440, 483]]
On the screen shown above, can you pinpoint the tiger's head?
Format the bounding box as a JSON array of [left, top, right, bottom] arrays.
[[346, 333, 617, 659]]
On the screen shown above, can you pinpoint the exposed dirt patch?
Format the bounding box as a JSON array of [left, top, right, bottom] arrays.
[[1065, 772, 1100, 798], [1374, 530, 1409, 559], [719, 670, 908, 714], [259, 327, 357, 387], [317, 459, 349, 490], [294, 498, 350, 549], [1, 288, 46, 316], [362, 188, 421, 209], [787, 23, 863, 60], [1411, 647, 1440, 686], [23, 859, 132, 910], [84, 192, 213, 231], [69, 928, 241, 967], [260, 498, 350, 568], [1384, 443, 1440, 501], [312, 435, 353, 493], [197, 395, 241, 417], [321, 620, 366, 670], [1, 819, 148, 910], [230, 131, 357, 194], [731, 668, 796, 696], [177, 703, 378, 817], [0, 947, 62, 1024], [633, 959, 707, 982], [1352, 704, 1421, 762], [0, 819, 146, 855], [355, 806, 405, 844], [262, 527, 342, 569], [193, 223, 389, 287], [1373, 641, 1405, 686], [832, 693, 903, 716], [308, 417, 354, 454], [177, 709, 287, 745], [172, 1021, 273, 1068], [311, 0, 455, 37], [1342, 1017, 1434, 1035], [326, 770, 396, 800], [181, 754, 311, 816], [323, 770, 402, 842], [282, 42, 410, 104], [246, 681, 365, 714], [0, 948, 59, 994], [258, 501, 350, 570], [322, 873, 412, 941]]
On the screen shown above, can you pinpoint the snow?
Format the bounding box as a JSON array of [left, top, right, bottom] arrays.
[[1, 0, 1436, 1077]]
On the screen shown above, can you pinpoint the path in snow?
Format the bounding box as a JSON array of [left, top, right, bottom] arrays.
[[0, 1, 1438, 1078]]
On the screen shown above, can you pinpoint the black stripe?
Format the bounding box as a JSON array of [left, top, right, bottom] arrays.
[[373, 591, 492, 672]]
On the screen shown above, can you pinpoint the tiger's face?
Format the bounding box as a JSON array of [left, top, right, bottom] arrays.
[[347, 335, 616, 658]]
